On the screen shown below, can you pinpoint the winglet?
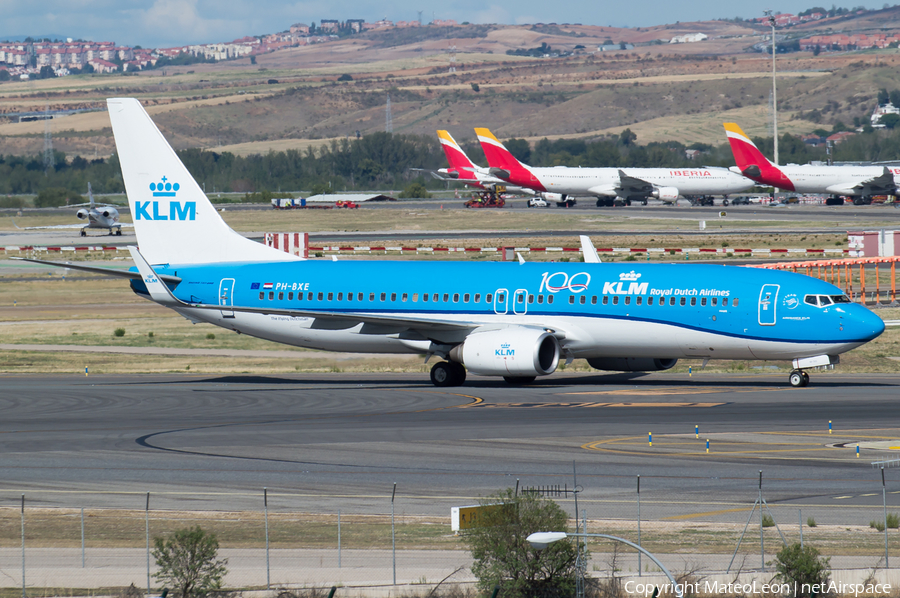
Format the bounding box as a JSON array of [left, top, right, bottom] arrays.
[[580, 235, 601, 264], [128, 246, 184, 307]]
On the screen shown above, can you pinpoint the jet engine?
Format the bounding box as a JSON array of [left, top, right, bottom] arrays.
[[450, 328, 560, 377], [587, 357, 678, 372], [651, 187, 679, 201], [101, 208, 116, 219], [541, 193, 564, 201], [76, 209, 89, 220]]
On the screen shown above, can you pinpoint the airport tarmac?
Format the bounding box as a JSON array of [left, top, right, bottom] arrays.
[[2, 372, 900, 524]]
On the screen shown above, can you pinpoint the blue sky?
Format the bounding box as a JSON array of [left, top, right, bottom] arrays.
[[0, 1, 882, 48]]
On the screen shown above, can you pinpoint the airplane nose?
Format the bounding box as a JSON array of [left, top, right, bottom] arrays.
[[855, 307, 885, 341]]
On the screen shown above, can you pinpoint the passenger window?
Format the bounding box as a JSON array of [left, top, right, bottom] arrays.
[[444, 293, 450, 302], [680, 297, 686, 306], [401, 293, 408, 302], [602, 296, 608, 305], [538, 295, 544, 304], [433, 293, 439, 302], [380, 292, 386, 301], [298, 292, 303, 301], [453, 293, 460, 303], [712, 298, 717, 306], [700, 298, 706, 306], [569, 296, 575, 304], [722, 298, 729, 306], [337, 292, 343, 301], [391, 293, 397, 301], [358, 292, 363, 301], [369, 293, 375, 301], [528, 294, 534, 304], [475, 293, 481, 303], [423, 293, 429, 302], [498, 293, 505, 302], [613, 296, 619, 305], [548, 295, 554, 304], [669, 297, 676, 306], [648, 297, 654, 305], [279, 292, 284, 300], [636, 296, 642, 305], [309, 292, 315, 301], [487, 294, 493, 303], [624, 296, 631, 305], [259, 292, 264, 300], [580, 296, 586, 304], [690, 297, 696, 306], [288, 292, 293, 300], [327, 292, 333, 301], [347, 293, 352, 301], [591, 296, 597, 305], [733, 298, 739, 307], [464, 293, 470, 303], [412, 293, 418, 302]]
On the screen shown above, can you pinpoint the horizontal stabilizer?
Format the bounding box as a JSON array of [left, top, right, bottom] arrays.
[[11, 256, 181, 283]]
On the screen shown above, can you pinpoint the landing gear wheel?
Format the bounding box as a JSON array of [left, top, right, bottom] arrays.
[[431, 362, 454, 387], [642, 199, 648, 206], [504, 376, 536, 385], [722, 199, 729, 207], [80, 229, 86, 237], [789, 370, 809, 388], [448, 361, 466, 386], [115, 229, 122, 236]]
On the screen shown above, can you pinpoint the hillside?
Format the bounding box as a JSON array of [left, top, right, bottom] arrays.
[[1, 15, 899, 158]]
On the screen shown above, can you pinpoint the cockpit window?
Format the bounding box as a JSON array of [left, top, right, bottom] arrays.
[[805, 294, 846, 307]]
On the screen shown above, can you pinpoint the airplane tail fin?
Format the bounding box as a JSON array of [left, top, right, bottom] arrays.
[[474, 128, 540, 188], [723, 123, 774, 171], [87, 183, 94, 209], [107, 98, 296, 265], [437, 130, 477, 174]]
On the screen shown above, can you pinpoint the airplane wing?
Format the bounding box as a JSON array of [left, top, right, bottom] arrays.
[[616, 170, 655, 196], [11, 220, 134, 230], [409, 167, 461, 181], [127, 247, 479, 333], [838, 167, 897, 195], [11, 256, 181, 284]]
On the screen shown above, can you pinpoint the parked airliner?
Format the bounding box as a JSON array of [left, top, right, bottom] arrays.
[[724, 122, 900, 205], [475, 128, 755, 206], [19, 99, 884, 388]]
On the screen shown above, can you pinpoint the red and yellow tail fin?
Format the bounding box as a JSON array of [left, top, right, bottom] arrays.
[[437, 130, 476, 172], [723, 122, 773, 170]]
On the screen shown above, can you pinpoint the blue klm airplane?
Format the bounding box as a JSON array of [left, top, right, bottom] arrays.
[[21, 99, 885, 388]]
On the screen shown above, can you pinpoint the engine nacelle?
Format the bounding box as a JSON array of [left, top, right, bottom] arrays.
[[451, 328, 560, 377], [541, 192, 564, 201], [587, 357, 678, 372], [652, 187, 679, 201], [76, 209, 89, 220], [101, 209, 112, 218]]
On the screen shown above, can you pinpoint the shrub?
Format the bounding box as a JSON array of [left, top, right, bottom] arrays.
[[887, 513, 899, 529], [0, 196, 25, 208], [206, 333, 216, 340], [771, 543, 830, 598], [870, 520, 885, 532], [337, 73, 353, 81], [148, 332, 154, 338], [462, 488, 578, 598], [806, 517, 816, 528], [113, 328, 125, 337], [762, 514, 775, 527], [35, 188, 75, 208], [152, 526, 227, 597], [398, 182, 432, 199]]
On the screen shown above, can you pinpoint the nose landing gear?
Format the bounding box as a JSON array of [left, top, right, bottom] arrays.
[[789, 369, 810, 388]]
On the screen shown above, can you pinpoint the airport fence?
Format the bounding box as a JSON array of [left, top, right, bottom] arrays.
[[2, 476, 900, 596]]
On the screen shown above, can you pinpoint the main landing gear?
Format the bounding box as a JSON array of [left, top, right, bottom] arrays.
[[789, 369, 810, 388], [430, 361, 466, 387]]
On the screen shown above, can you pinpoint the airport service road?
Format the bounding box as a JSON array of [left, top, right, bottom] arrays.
[[2, 372, 900, 523]]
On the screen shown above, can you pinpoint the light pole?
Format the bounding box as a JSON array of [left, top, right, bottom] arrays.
[[527, 532, 683, 598], [764, 10, 779, 166]]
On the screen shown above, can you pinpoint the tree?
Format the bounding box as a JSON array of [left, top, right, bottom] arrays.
[[399, 182, 431, 198], [771, 543, 830, 598], [0, 69, 9, 82], [880, 113, 900, 129], [462, 489, 579, 598], [152, 526, 227, 598], [35, 188, 70, 207], [878, 88, 890, 106], [337, 73, 353, 81], [504, 138, 531, 163], [619, 128, 637, 146], [890, 89, 900, 108], [471, 82, 480, 92]]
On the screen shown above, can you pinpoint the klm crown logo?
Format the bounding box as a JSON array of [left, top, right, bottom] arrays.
[[136, 176, 196, 221], [150, 176, 180, 197], [619, 271, 641, 281]]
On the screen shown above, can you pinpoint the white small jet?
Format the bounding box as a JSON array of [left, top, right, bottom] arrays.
[[14, 183, 132, 236]]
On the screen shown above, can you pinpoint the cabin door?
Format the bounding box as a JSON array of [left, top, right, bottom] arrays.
[[758, 284, 779, 326], [219, 278, 235, 318]]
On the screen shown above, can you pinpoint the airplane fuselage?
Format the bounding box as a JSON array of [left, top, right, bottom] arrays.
[[734, 164, 900, 195], [133, 260, 883, 362]]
